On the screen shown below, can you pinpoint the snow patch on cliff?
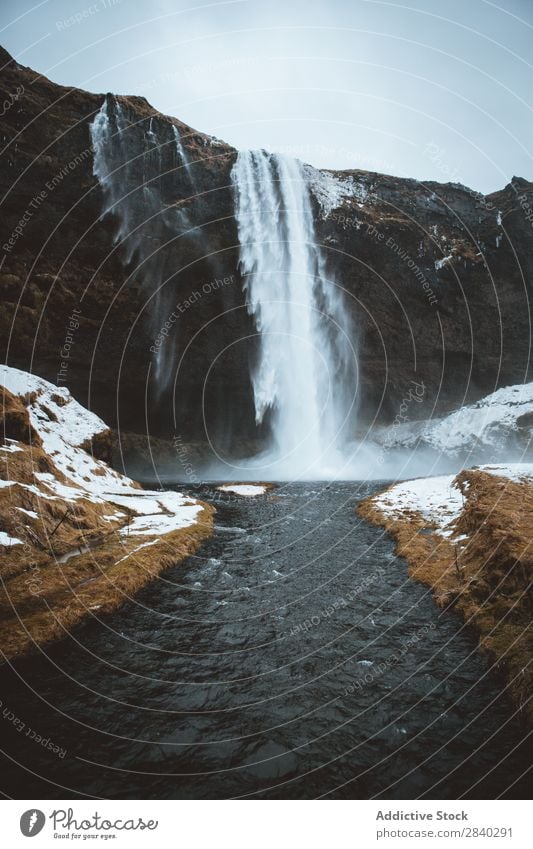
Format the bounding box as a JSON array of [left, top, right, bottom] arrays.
[[420, 383, 533, 453], [377, 381, 533, 457], [305, 166, 369, 217], [435, 254, 453, 270], [0, 366, 201, 537], [475, 463, 533, 483]]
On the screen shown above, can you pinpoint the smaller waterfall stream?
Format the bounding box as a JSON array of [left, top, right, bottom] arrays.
[[172, 125, 193, 183], [232, 150, 357, 478], [90, 98, 162, 263], [90, 97, 194, 395]]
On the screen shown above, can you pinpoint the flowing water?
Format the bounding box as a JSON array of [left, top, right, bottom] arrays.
[[90, 97, 163, 266], [90, 97, 193, 393], [91, 122, 360, 471], [232, 151, 357, 478], [1, 483, 529, 800], [172, 125, 193, 184]]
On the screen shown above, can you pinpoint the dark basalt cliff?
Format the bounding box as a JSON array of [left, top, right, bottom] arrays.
[[316, 169, 533, 422], [1, 45, 532, 453], [0, 46, 250, 451]]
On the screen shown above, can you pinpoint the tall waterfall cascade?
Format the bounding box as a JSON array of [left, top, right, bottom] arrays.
[[231, 150, 357, 478]]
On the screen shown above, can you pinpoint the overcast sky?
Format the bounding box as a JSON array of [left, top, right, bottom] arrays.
[[1, 0, 532, 193]]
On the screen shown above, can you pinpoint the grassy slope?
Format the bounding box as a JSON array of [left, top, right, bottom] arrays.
[[0, 388, 213, 660]]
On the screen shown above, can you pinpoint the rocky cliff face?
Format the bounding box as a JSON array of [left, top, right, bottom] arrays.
[[0, 46, 253, 452], [312, 168, 533, 423], [319, 172, 533, 424], [1, 45, 532, 453]]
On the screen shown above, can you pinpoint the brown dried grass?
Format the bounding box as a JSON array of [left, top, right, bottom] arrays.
[[1, 442, 214, 660], [0, 503, 213, 660]]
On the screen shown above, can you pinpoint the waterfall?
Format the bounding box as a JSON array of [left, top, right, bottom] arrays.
[[90, 97, 191, 394], [172, 125, 193, 184], [90, 101, 356, 474], [90, 98, 161, 264], [231, 150, 356, 478]]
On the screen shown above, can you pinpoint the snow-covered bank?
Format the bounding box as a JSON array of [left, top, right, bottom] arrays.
[[0, 366, 201, 533], [373, 463, 533, 538], [0, 366, 212, 660]]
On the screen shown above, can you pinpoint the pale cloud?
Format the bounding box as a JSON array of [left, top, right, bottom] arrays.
[[1, 0, 532, 192]]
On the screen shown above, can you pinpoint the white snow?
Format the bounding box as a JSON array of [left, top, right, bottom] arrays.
[[0, 366, 107, 447], [34, 472, 87, 501], [372, 463, 533, 538], [0, 439, 22, 453], [305, 166, 369, 217], [423, 383, 533, 453], [379, 381, 533, 455], [0, 531, 23, 546], [435, 254, 453, 270], [0, 480, 57, 500], [217, 484, 267, 497], [373, 474, 464, 537], [475, 462, 533, 482], [118, 492, 200, 536], [114, 538, 161, 563], [0, 366, 202, 542], [16, 507, 38, 519], [0, 365, 128, 494]]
